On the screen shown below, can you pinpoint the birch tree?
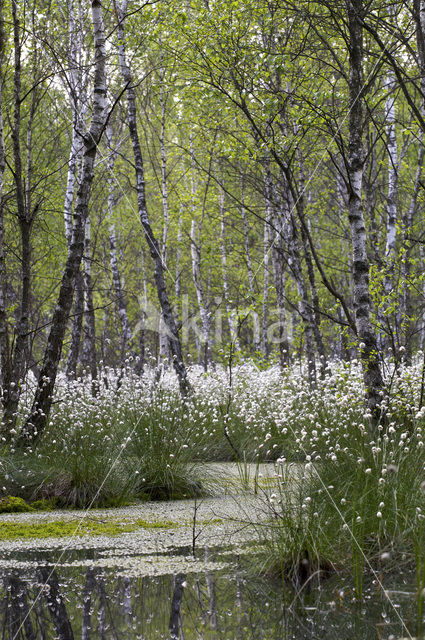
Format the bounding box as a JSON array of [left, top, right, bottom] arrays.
[[346, 0, 384, 424], [115, 0, 189, 394], [19, 0, 108, 444], [0, 0, 8, 400]]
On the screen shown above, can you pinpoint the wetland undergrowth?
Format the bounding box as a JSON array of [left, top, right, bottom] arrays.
[[1, 357, 425, 624]]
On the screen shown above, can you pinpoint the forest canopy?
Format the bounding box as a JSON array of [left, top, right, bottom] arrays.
[[0, 0, 423, 438]]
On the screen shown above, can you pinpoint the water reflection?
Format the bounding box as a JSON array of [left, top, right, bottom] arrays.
[[0, 549, 416, 639]]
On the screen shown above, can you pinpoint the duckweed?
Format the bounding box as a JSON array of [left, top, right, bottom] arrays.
[[0, 517, 178, 540]]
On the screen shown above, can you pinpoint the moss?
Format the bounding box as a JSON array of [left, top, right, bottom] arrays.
[[30, 498, 58, 511], [0, 496, 34, 513], [0, 516, 178, 540]]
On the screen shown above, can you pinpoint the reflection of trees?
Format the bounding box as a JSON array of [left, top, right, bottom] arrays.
[[97, 572, 107, 640], [193, 549, 218, 632], [82, 567, 96, 640], [122, 576, 132, 640], [0, 557, 391, 639], [205, 549, 217, 630], [169, 573, 186, 639], [0, 564, 261, 638], [38, 567, 74, 640], [4, 573, 36, 639]]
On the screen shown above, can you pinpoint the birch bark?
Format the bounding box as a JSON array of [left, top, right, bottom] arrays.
[[20, 0, 108, 444], [158, 59, 170, 365], [105, 124, 132, 358], [279, 180, 316, 386], [81, 217, 98, 391], [265, 167, 290, 368], [384, 72, 398, 278], [295, 148, 327, 374], [410, 0, 425, 357], [189, 138, 211, 368], [115, 0, 189, 394], [65, 0, 89, 379], [346, 0, 384, 424], [0, 0, 9, 400], [190, 219, 211, 368], [219, 185, 240, 351], [262, 167, 272, 358], [2, 1, 34, 432], [66, 270, 84, 378]]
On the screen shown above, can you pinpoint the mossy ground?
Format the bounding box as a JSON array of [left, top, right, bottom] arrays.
[[0, 496, 34, 513], [0, 517, 178, 540]]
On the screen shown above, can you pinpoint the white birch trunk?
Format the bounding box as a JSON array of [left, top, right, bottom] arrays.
[[65, 0, 89, 379], [240, 166, 260, 353], [116, 0, 189, 394], [21, 0, 108, 443], [158, 53, 170, 365], [283, 201, 316, 385], [296, 149, 327, 373], [105, 124, 132, 357], [262, 218, 270, 357], [384, 72, 398, 274], [0, 1, 8, 397], [240, 167, 255, 295], [189, 138, 211, 366], [175, 211, 183, 302], [82, 217, 97, 389], [347, 0, 383, 425], [190, 219, 211, 368], [219, 185, 240, 351], [109, 224, 132, 351]]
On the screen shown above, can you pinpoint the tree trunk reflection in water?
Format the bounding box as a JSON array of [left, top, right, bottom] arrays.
[[6, 573, 36, 639], [169, 573, 186, 639], [38, 568, 74, 640], [97, 572, 107, 640], [122, 576, 132, 639], [205, 548, 217, 629], [82, 567, 96, 640]]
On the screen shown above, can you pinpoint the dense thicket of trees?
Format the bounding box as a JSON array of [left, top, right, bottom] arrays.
[[0, 0, 424, 435]]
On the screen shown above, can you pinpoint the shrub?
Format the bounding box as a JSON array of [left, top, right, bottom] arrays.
[[0, 496, 33, 513]]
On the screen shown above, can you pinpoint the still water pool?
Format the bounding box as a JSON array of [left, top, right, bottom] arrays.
[[0, 465, 418, 639]]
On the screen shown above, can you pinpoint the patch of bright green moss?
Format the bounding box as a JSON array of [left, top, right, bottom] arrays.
[[30, 499, 58, 511], [0, 517, 178, 540], [0, 496, 34, 513]]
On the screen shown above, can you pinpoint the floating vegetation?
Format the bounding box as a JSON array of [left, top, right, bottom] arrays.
[[0, 516, 178, 540]]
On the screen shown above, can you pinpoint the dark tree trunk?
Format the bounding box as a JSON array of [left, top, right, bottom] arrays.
[[2, 2, 34, 434], [169, 573, 186, 639], [116, 0, 189, 395], [19, 0, 107, 445], [7, 574, 36, 640], [346, 0, 384, 426], [81, 219, 98, 393], [0, 0, 8, 415], [39, 568, 74, 640], [66, 270, 84, 379]]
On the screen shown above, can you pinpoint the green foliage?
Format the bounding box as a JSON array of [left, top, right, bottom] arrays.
[[0, 495, 34, 513], [0, 516, 177, 540]]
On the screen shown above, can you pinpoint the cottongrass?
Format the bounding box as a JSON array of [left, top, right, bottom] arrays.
[[1, 354, 425, 510], [2, 355, 425, 634]]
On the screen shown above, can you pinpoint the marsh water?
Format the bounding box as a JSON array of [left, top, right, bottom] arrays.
[[0, 465, 418, 639]]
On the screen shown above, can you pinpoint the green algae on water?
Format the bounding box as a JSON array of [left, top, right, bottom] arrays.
[[0, 517, 178, 540]]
